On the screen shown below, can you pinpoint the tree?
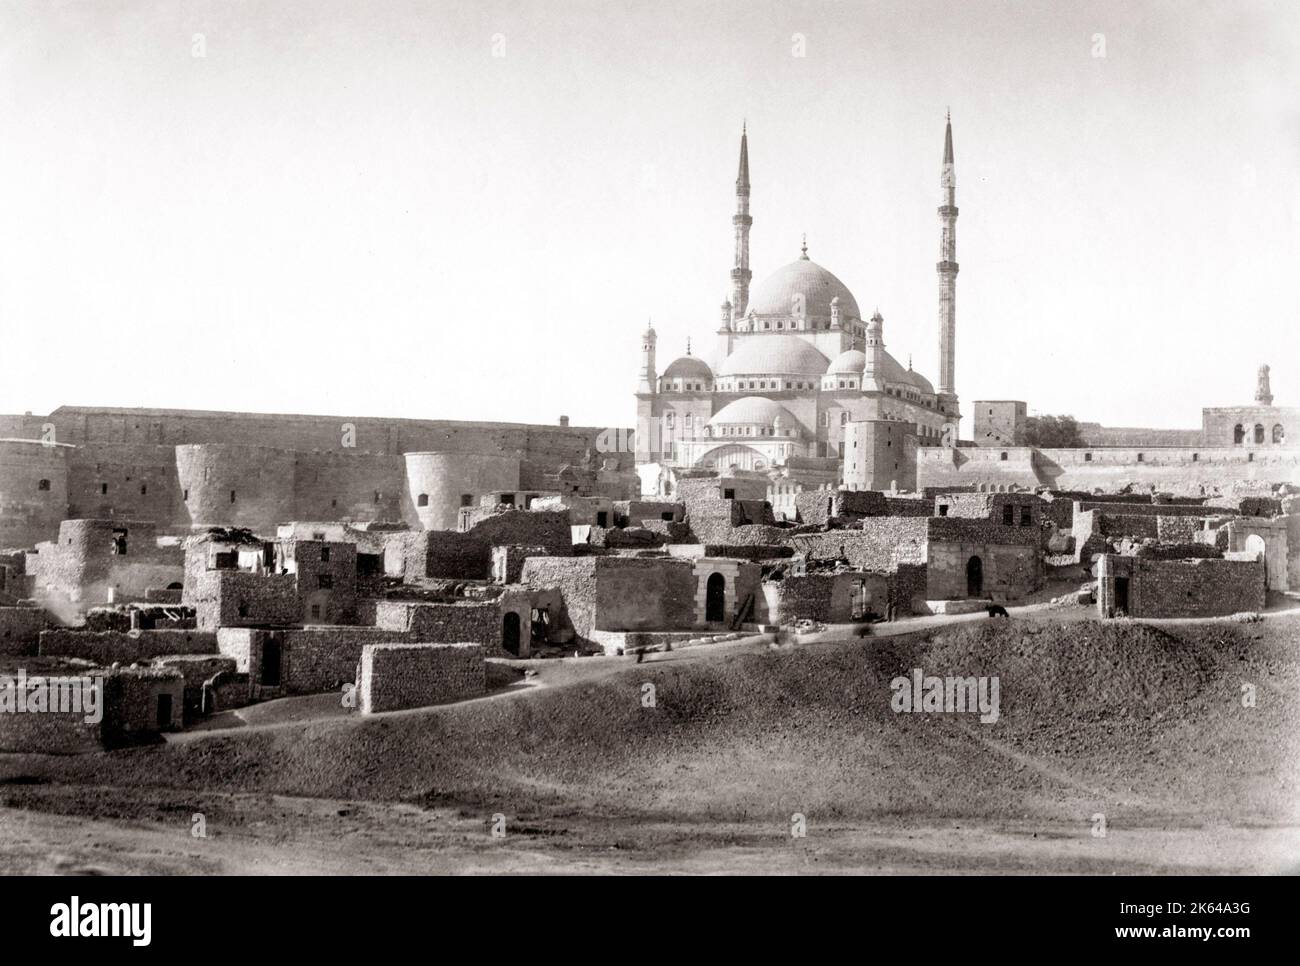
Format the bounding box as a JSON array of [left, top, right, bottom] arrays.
[[1021, 414, 1083, 448]]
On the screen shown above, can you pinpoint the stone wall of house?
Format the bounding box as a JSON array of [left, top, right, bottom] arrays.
[[190, 570, 301, 630], [925, 517, 1044, 601], [1156, 515, 1208, 543], [1096, 554, 1265, 618], [357, 642, 485, 713], [373, 599, 507, 656], [790, 518, 930, 570], [218, 626, 410, 697], [101, 667, 185, 741], [151, 654, 238, 720], [763, 571, 890, 624], [520, 556, 697, 643], [0, 606, 49, 656], [0, 672, 104, 753], [38, 628, 217, 663]]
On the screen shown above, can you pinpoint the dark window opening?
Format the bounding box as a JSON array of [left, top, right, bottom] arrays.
[[230, 490, 237, 503], [1000, 452, 1008, 461], [100, 483, 109, 495], [140, 483, 147, 495], [1233, 424, 1245, 445], [1254, 424, 1265, 444], [1020, 507, 1032, 526], [1084, 452, 1092, 462], [500, 493, 515, 507], [320, 546, 331, 562], [37, 479, 51, 491], [596, 511, 608, 527], [417, 493, 429, 507], [317, 574, 333, 589], [1002, 505, 1014, 525], [723, 488, 735, 500], [156, 693, 173, 729], [111, 529, 128, 555], [938, 504, 949, 516], [661, 511, 674, 521]]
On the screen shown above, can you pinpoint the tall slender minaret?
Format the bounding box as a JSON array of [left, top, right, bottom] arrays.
[[936, 112, 959, 404], [729, 123, 752, 318], [1255, 364, 1273, 406]]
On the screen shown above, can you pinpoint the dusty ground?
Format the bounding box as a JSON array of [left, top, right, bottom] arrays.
[[2, 606, 1298, 874]]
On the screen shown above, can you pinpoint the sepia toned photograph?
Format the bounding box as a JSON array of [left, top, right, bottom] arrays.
[[0, 0, 1296, 908]]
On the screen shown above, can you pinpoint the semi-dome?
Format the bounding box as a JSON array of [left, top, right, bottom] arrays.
[[746, 257, 861, 321], [904, 368, 935, 394], [662, 355, 713, 381], [827, 349, 866, 374], [708, 396, 794, 427], [716, 334, 830, 377]]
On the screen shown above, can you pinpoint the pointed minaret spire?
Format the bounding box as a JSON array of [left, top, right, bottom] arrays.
[[936, 112, 960, 404], [799, 233, 809, 260], [729, 124, 752, 317], [686, 336, 692, 356]]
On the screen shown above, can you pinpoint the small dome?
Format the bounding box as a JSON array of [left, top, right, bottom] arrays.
[[828, 349, 866, 374], [708, 396, 794, 427], [717, 335, 830, 377], [746, 258, 861, 322], [662, 355, 713, 381]]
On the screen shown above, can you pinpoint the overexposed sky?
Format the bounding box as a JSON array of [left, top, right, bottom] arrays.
[[1, 0, 1297, 434]]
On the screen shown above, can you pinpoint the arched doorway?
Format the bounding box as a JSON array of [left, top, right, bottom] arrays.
[[1245, 534, 1267, 588], [502, 612, 521, 656], [966, 556, 984, 597], [705, 572, 727, 622]]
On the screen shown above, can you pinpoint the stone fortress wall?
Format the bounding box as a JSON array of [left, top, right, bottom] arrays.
[[0, 405, 635, 546]]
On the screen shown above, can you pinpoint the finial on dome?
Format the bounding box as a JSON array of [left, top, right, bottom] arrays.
[[686, 337, 692, 355], [908, 354, 913, 370], [799, 234, 809, 260]]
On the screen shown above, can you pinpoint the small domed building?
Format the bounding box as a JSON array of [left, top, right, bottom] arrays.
[[635, 120, 963, 511]]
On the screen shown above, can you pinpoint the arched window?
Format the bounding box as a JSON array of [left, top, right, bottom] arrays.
[[1233, 424, 1244, 445], [417, 493, 429, 507], [1254, 423, 1265, 444], [1272, 424, 1285, 444]]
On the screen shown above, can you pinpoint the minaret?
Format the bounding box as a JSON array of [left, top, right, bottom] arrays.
[[638, 322, 657, 394], [936, 112, 959, 405], [729, 123, 752, 317], [1255, 364, 1273, 406]]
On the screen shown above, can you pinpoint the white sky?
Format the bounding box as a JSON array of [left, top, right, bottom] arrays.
[[1, 0, 1297, 435]]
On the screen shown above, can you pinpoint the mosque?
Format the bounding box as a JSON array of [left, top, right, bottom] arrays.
[[634, 117, 963, 507]]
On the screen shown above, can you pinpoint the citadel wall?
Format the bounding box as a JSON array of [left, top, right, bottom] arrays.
[[918, 445, 1300, 494]]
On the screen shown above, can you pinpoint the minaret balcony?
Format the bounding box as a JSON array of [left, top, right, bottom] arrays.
[[936, 260, 960, 274]]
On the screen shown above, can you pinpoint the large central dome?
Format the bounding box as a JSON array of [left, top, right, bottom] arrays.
[[717, 334, 829, 377], [746, 256, 861, 321]]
